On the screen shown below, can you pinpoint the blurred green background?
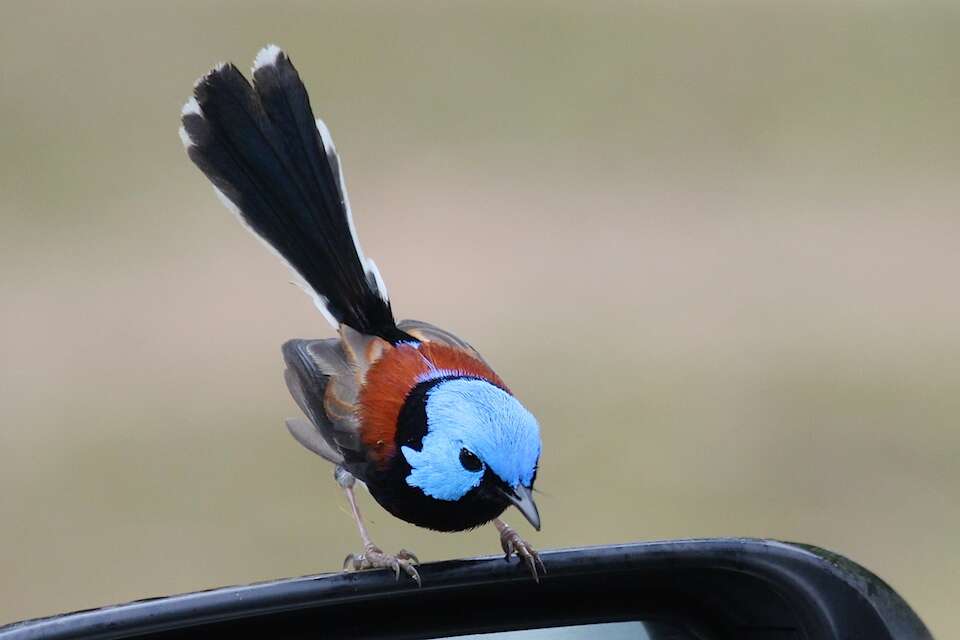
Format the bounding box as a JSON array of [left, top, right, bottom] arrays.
[[1, 0, 958, 636]]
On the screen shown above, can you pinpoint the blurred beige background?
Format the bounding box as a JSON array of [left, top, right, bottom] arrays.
[[1, 0, 957, 636]]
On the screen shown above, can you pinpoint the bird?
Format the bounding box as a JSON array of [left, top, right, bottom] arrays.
[[178, 45, 544, 584]]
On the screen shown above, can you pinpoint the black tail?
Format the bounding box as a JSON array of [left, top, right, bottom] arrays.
[[180, 45, 405, 342]]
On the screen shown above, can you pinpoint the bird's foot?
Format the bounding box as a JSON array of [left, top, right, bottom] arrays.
[[343, 544, 420, 586], [498, 523, 545, 582]]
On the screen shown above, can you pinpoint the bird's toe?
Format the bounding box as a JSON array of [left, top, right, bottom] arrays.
[[342, 546, 421, 585], [498, 525, 544, 582], [397, 548, 419, 565]]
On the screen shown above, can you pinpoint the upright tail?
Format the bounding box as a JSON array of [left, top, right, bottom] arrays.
[[179, 45, 406, 342]]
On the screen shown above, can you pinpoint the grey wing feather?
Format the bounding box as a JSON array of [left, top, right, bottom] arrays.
[[283, 366, 326, 433], [397, 319, 489, 365], [282, 338, 362, 461], [285, 417, 344, 464]]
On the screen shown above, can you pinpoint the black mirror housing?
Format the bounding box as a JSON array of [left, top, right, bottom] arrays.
[[0, 538, 932, 640]]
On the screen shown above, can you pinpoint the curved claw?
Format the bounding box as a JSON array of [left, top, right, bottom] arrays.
[[498, 525, 545, 583], [389, 557, 401, 580], [399, 559, 422, 587], [520, 548, 544, 583]]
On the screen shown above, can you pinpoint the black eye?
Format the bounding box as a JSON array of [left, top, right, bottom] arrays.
[[459, 448, 483, 472]]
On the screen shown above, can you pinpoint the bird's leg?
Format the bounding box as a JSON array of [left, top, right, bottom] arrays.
[[337, 467, 420, 585], [494, 518, 545, 582]]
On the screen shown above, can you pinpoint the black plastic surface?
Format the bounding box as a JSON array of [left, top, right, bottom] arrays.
[[0, 538, 933, 640]]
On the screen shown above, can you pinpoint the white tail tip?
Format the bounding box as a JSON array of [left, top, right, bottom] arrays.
[[253, 44, 283, 71]]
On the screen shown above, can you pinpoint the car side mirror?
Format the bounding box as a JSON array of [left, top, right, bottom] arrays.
[[0, 538, 932, 640]]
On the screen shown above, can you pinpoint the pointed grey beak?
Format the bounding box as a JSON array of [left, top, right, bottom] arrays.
[[505, 485, 541, 531]]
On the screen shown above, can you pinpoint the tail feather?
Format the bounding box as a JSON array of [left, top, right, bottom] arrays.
[[180, 45, 403, 341]]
